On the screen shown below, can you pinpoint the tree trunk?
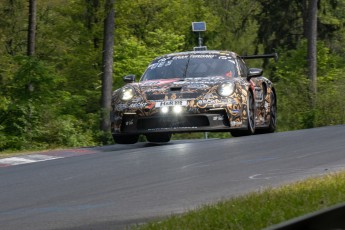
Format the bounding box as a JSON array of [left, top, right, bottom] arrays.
[[307, 0, 318, 105], [100, 0, 115, 133], [27, 0, 36, 93], [27, 0, 36, 56]]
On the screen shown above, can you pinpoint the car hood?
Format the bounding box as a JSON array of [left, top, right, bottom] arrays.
[[135, 77, 232, 101]]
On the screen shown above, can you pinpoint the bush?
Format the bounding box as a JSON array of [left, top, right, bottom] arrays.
[[273, 40, 345, 131]]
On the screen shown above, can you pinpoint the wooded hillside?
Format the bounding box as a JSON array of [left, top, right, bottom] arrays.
[[1, 0, 344, 151]]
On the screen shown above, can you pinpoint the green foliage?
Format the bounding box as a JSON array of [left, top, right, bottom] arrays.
[[11, 57, 58, 99], [38, 114, 98, 147], [205, 0, 261, 54], [315, 43, 345, 126], [0, 55, 98, 151], [1, 0, 345, 151], [0, 0, 27, 56], [274, 40, 345, 131], [274, 42, 311, 131], [114, 36, 154, 85], [114, 30, 185, 88]]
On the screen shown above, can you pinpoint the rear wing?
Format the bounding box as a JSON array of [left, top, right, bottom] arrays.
[[240, 53, 279, 62]]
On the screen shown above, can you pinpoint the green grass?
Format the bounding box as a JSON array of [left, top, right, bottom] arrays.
[[134, 171, 345, 230]]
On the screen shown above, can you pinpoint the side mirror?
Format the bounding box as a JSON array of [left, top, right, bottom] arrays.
[[247, 68, 263, 81], [123, 74, 136, 83]]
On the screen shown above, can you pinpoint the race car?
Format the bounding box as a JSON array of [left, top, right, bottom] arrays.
[[111, 50, 277, 144]]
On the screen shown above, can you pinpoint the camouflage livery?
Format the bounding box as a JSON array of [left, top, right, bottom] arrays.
[[111, 51, 277, 144]]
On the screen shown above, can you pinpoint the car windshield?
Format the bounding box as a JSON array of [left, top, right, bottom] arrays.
[[141, 54, 237, 81]]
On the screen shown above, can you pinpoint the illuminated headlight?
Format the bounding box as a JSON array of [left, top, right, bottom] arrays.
[[161, 106, 169, 114], [120, 87, 134, 101], [173, 105, 183, 114], [217, 82, 234, 97]]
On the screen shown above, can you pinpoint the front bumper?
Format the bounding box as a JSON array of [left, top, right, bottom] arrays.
[[111, 109, 236, 134]]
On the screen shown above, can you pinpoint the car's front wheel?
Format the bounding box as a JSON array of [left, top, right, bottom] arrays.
[[230, 90, 255, 137], [146, 133, 172, 143], [255, 91, 277, 134], [113, 134, 139, 144], [266, 92, 277, 133]]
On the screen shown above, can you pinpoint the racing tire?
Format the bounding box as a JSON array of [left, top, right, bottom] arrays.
[[230, 90, 255, 137], [146, 133, 172, 143], [256, 91, 277, 134], [113, 134, 139, 144], [266, 91, 277, 133]]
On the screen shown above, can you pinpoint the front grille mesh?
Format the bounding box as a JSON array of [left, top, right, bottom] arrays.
[[137, 116, 209, 130]]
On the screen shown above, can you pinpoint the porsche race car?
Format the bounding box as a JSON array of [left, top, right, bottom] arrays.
[[111, 50, 277, 144]]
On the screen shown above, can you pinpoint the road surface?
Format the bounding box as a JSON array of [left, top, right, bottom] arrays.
[[1, 125, 345, 229]]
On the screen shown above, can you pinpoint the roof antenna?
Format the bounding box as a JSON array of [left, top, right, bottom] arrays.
[[192, 22, 207, 51]]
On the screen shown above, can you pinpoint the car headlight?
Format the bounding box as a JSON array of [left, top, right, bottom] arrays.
[[120, 87, 134, 101], [217, 82, 234, 97]]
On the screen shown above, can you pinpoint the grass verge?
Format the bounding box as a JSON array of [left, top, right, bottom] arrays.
[[134, 171, 345, 230]]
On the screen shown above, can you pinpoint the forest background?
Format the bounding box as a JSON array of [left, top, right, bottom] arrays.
[[1, 0, 345, 151]]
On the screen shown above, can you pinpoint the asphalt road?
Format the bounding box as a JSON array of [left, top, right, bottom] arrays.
[[1, 125, 345, 230]]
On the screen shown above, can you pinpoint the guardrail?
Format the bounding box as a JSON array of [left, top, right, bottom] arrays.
[[265, 202, 345, 230]]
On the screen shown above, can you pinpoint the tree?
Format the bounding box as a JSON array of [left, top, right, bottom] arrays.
[[307, 0, 318, 105], [27, 0, 36, 56], [0, 0, 27, 56], [1, 0, 345, 151], [27, 0, 37, 94], [205, 0, 260, 53], [100, 0, 114, 133]]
